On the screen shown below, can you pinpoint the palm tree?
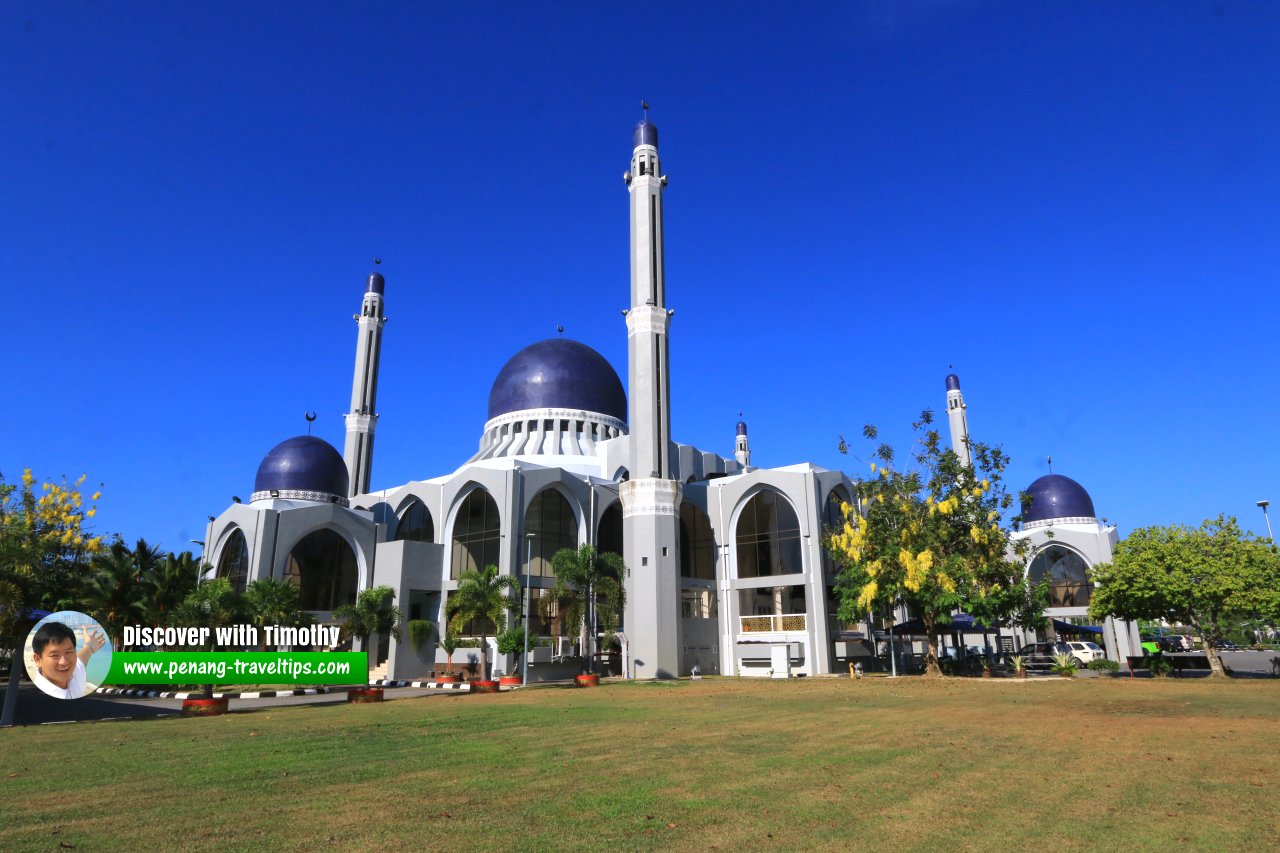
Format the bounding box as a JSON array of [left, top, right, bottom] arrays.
[[170, 577, 243, 698], [138, 551, 203, 629], [243, 577, 313, 650], [334, 585, 402, 681], [445, 565, 517, 680], [80, 545, 144, 649], [545, 544, 628, 675]]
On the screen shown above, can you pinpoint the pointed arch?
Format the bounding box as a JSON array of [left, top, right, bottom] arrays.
[[215, 527, 249, 595], [396, 496, 434, 543], [284, 529, 358, 611], [734, 489, 803, 578], [450, 487, 501, 580], [523, 487, 579, 578], [597, 501, 624, 558], [1028, 544, 1093, 607]]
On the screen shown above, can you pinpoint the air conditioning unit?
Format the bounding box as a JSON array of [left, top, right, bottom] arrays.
[[555, 637, 577, 659]]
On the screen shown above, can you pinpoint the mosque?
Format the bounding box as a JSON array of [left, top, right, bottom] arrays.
[[201, 115, 1136, 681]]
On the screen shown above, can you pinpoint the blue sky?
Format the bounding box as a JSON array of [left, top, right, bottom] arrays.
[[3, 2, 1277, 552]]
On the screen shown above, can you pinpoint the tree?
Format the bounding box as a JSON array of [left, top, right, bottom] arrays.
[[827, 415, 1041, 677], [544, 544, 627, 676], [243, 577, 313, 650], [445, 565, 517, 680], [1088, 515, 1280, 677], [80, 545, 144, 650], [139, 550, 203, 629], [0, 470, 103, 650], [334, 585, 402, 682], [170, 577, 244, 698]]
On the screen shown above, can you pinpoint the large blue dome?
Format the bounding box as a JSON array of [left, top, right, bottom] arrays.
[[1022, 474, 1095, 523], [487, 339, 627, 422], [253, 436, 349, 500]]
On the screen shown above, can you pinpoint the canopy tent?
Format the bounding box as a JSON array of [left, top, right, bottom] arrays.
[[1052, 618, 1103, 635]]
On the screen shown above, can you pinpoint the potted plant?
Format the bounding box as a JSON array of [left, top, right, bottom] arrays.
[[170, 577, 242, 717], [495, 621, 533, 686], [445, 565, 517, 693], [543, 545, 627, 687], [334, 585, 402, 702], [980, 658, 992, 678], [1009, 655, 1026, 678], [1050, 652, 1077, 678], [435, 633, 462, 683]]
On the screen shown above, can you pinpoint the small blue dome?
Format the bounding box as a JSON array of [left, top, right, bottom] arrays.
[[736, 420, 748, 436], [366, 272, 384, 294], [488, 339, 627, 422], [1022, 474, 1095, 523], [634, 119, 658, 148], [254, 436, 349, 499], [945, 373, 961, 391]]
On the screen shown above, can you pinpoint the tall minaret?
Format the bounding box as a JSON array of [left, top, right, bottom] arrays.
[[343, 266, 386, 497], [734, 419, 751, 468], [945, 372, 972, 468], [620, 107, 683, 678]]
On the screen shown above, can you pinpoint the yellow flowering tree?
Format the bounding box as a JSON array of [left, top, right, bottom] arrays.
[[0, 469, 104, 651], [828, 414, 1044, 677]]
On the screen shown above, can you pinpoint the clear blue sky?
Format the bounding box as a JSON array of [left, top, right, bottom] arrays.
[[3, 2, 1277, 553]]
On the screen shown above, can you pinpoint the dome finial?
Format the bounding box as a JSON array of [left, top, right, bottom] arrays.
[[305, 410, 317, 435], [1047, 454, 1053, 474]]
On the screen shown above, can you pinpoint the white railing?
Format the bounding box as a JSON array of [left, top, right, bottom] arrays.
[[740, 613, 807, 634]]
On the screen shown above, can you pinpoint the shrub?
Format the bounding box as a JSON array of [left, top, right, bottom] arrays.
[[1145, 655, 1173, 678], [1051, 653, 1077, 677], [1087, 658, 1120, 673]]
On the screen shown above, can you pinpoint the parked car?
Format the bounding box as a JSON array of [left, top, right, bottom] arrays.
[[1160, 635, 1193, 653], [1065, 641, 1106, 666], [1020, 641, 1072, 671]]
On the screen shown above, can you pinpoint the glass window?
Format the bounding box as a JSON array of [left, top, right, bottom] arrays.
[[821, 487, 851, 575], [450, 489, 501, 580], [523, 489, 578, 578], [1027, 545, 1093, 607], [396, 498, 434, 543], [681, 588, 718, 619], [597, 503, 623, 558], [284, 529, 358, 611], [216, 528, 249, 595], [679, 502, 716, 580], [735, 491, 803, 578]]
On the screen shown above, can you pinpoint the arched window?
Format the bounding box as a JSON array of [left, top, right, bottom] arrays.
[[1028, 545, 1093, 607], [736, 491, 803, 578], [822, 486, 852, 574], [284, 529, 358, 611], [679, 503, 716, 580], [450, 488, 501, 580], [524, 489, 577, 578], [216, 528, 249, 595], [597, 503, 623, 558], [396, 498, 434, 543]]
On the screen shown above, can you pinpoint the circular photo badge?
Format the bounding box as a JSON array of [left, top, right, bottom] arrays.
[[24, 611, 113, 700]]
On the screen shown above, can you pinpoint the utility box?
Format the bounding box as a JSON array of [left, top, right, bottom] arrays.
[[770, 644, 791, 678]]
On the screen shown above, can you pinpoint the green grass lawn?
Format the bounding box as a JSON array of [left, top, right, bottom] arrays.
[[2, 677, 1278, 851]]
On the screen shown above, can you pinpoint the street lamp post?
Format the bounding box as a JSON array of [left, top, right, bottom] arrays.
[[523, 533, 535, 684], [1258, 500, 1274, 543]]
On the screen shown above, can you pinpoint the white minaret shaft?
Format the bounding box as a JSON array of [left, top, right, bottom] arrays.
[[625, 120, 671, 479], [343, 271, 386, 496], [734, 420, 751, 468], [945, 373, 972, 468], [620, 113, 683, 679]]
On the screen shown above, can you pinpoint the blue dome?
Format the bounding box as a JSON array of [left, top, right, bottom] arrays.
[[488, 339, 627, 422], [1022, 474, 1095, 523], [366, 272, 384, 294], [736, 420, 748, 436], [945, 373, 961, 391], [634, 119, 658, 148], [253, 436, 349, 499]]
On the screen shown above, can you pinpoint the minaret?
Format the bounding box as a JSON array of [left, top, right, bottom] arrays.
[[734, 419, 751, 468], [945, 372, 972, 468], [620, 107, 683, 678], [343, 267, 386, 497]]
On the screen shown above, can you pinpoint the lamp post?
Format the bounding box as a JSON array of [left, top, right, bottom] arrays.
[[1258, 500, 1274, 543], [522, 533, 535, 684]]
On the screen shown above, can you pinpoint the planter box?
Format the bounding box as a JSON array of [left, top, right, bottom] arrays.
[[471, 680, 500, 694], [574, 673, 600, 688], [435, 674, 459, 684], [498, 676, 523, 687], [181, 697, 229, 717], [347, 687, 384, 703]]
